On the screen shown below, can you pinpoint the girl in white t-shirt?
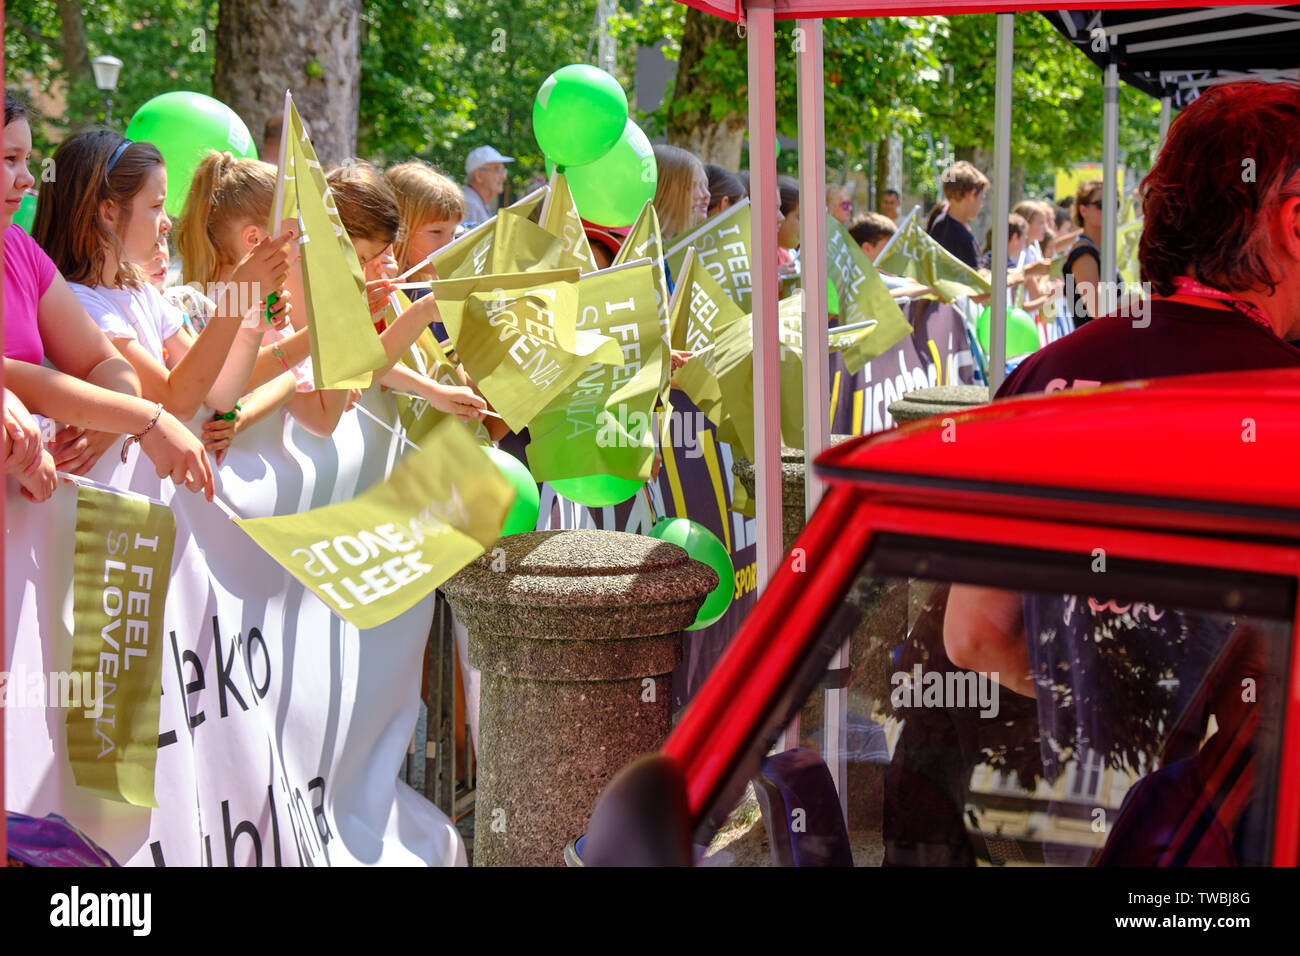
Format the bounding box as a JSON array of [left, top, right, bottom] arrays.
[[35, 130, 295, 428]]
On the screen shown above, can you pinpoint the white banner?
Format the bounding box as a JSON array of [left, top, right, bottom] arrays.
[[4, 389, 464, 866]]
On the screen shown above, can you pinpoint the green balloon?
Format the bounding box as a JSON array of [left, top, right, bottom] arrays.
[[533, 64, 628, 168], [548, 118, 656, 228], [550, 474, 643, 508], [125, 91, 257, 218], [11, 192, 37, 233], [647, 518, 734, 630], [976, 305, 1041, 359], [484, 447, 540, 535]]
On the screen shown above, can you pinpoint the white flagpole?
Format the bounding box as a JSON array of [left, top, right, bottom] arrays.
[[270, 89, 292, 238]]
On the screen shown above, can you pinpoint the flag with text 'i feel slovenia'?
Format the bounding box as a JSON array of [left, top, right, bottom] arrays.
[[664, 198, 754, 316], [824, 217, 914, 373], [271, 95, 387, 390], [526, 259, 667, 483], [873, 211, 991, 304], [443, 275, 624, 432], [613, 201, 673, 421], [669, 247, 749, 437], [67, 485, 176, 807], [540, 172, 599, 273], [235, 418, 515, 630]]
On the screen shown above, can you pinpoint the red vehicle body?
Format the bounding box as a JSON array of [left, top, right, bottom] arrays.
[[585, 367, 1300, 866]]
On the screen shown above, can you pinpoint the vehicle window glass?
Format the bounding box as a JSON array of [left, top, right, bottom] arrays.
[[783, 538, 1292, 867]]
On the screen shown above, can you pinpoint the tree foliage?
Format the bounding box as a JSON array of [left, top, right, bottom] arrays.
[[6, 2, 1163, 198], [5, 0, 218, 153]]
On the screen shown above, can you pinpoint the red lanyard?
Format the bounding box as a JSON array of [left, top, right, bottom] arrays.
[[1171, 276, 1274, 334]]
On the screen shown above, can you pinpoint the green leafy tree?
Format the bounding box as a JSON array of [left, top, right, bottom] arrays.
[[5, 0, 218, 155]]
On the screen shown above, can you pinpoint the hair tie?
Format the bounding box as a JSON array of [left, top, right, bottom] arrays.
[[106, 138, 133, 174]]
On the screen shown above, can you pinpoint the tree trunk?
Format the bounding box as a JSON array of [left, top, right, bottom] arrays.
[[666, 7, 746, 167], [214, 0, 361, 164], [56, 0, 93, 98]]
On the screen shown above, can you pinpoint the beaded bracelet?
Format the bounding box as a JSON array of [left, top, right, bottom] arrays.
[[121, 402, 164, 463]]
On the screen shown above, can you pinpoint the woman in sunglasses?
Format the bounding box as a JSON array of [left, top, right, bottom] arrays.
[[1063, 179, 1107, 327]]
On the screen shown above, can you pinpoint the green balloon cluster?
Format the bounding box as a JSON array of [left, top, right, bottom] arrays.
[[124, 91, 257, 218], [549, 474, 643, 508], [534, 65, 655, 228], [484, 447, 540, 536], [647, 518, 734, 631], [533, 65, 628, 167], [976, 305, 1042, 359]]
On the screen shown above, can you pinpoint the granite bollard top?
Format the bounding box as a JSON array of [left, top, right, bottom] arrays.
[[443, 529, 718, 611], [888, 384, 990, 424]]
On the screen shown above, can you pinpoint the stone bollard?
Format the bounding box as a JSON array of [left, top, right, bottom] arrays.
[[441, 529, 717, 867], [887, 384, 990, 425]]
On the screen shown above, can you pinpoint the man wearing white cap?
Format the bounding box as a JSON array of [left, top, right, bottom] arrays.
[[461, 145, 514, 225]]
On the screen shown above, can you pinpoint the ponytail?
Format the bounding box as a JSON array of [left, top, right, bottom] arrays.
[[174, 151, 277, 287]]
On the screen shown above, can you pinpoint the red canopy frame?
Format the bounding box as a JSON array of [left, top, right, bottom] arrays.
[[674, 0, 1276, 804]]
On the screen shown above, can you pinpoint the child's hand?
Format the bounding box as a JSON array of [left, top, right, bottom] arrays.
[[366, 278, 396, 318], [17, 449, 57, 503], [430, 383, 488, 422], [202, 416, 237, 467]]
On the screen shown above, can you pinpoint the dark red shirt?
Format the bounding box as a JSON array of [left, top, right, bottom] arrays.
[[997, 298, 1300, 397]]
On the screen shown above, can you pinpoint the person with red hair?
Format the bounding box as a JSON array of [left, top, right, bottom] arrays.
[[948, 79, 1300, 700], [997, 79, 1300, 400]]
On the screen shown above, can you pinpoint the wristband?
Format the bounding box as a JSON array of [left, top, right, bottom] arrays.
[[121, 402, 164, 463], [211, 402, 242, 423]]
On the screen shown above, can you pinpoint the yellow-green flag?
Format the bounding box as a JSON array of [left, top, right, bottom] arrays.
[[667, 246, 748, 353], [682, 293, 806, 462], [825, 217, 913, 371], [525, 260, 666, 482], [389, 293, 492, 446], [444, 211, 587, 280], [540, 173, 599, 273], [271, 94, 387, 389], [67, 485, 176, 807], [613, 201, 673, 422], [236, 419, 514, 630], [669, 247, 749, 438], [1117, 217, 1143, 289], [664, 199, 754, 315], [443, 275, 624, 432], [501, 184, 549, 223], [433, 217, 497, 278], [874, 210, 991, 304]]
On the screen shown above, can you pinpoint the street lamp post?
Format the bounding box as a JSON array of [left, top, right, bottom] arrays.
[[91, 55, 123, 126]]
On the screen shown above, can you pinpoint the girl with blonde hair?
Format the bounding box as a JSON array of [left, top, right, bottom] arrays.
[[386, 159, 465, 280], [652, 144, 709, 240]]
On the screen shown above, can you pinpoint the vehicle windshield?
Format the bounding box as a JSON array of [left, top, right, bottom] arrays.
[[775, 535, 1293, 867]]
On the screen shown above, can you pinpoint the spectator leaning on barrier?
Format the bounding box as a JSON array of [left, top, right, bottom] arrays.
[[461, 145, 513, 226]]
